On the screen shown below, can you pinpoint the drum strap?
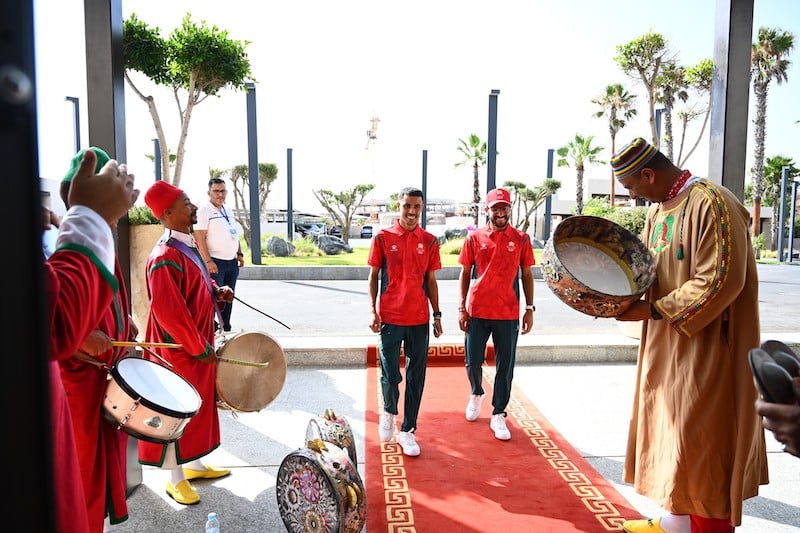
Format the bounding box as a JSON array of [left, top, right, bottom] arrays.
[[166, 238, 225, 330]]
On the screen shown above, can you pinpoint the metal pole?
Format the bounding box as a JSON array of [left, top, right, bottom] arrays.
[[789, 180, 798, 263], [245, 82, 261, 264], [287, 148, 293, 242], [65, 96, 80, 152], [543, 148, 554, 240], [421, 150, 428, 229], [152, 138, 161, 181], [486, 89, 499, 192], [777, 166, 788, 261], [655, 108, 664, 150]]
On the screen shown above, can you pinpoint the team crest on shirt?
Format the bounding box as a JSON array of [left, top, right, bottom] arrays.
[[479, 243, 489, 251], [390, 244, 400, 253], [417, 243, 425, 255], [506, 241, 516, 253]]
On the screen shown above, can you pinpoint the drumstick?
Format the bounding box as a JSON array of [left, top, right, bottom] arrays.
[[217, 356, 270, 368], [111, 341, 183, 349], [139, 345, 174, 369]]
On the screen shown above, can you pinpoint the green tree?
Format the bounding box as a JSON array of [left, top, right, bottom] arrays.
[[655, 61, 689, 161], [591, 83, 637, 206], [124, 13, 253, 187], [675, 58, 714, 167], [761, 155, 799, 249], [225, 163, 279, 248], [313, 185, 376, 245], [750, 26, 795, 237], [557, 134, 605, 215], [502, 179, 561, 233], [615, 32, 671, 149], [455, 134, 487, 225]]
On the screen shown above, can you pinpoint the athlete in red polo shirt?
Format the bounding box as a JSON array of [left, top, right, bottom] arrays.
[[368, 186, 442, 456], [458, 187, 535, 440]]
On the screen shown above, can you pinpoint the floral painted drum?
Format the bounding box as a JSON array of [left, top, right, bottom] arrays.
[[541, 215, 657, 318]]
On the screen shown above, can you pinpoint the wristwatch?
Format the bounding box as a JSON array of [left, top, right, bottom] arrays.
[[525, 304, 535, 311], [432, 312, 442, 320]]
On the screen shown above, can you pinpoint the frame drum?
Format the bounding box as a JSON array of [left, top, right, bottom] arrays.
[[103, 357, 201, 444], [276, 443, 366, 533], [541, 215, 657, 317], [215, 330, 287, 412]]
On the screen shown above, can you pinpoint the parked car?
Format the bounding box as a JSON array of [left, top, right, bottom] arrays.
[[360, 225, 373, 239]]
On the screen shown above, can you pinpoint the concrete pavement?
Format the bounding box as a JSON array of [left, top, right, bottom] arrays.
[[108, 263, 800, 532]]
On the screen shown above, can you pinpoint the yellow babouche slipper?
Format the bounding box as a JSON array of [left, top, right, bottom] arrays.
[[183, 464, 232, 480], [622, 517, 667, 533], [166, 480, 200, 505]]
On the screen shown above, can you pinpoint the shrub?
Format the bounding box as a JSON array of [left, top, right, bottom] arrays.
[[582, 197, 647, 238], [128, 205, 159, 225]]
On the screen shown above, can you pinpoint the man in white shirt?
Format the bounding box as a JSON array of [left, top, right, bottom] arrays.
[[195, 178, 244, 332]]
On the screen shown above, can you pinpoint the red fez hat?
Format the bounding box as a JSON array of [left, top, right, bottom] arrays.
[[144, 181, 184, 219]]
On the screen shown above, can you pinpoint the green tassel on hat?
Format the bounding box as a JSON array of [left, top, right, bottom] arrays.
[[62, 147, 111, 183]]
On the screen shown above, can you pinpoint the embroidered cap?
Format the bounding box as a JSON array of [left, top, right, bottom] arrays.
[[145, 181, 185, 219], [610, 137, 656, 180], [62, 147, 111, 183], [486, 188, 511, 208]]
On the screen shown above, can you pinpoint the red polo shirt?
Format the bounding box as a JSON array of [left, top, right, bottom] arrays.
[[459, 224, 535, 320], [368, 222, 442, 326]]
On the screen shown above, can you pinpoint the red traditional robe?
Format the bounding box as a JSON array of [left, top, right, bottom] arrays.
[[59, 258, 132, 531], [46, 245, 117, 533], [138, 232, 221, 465]]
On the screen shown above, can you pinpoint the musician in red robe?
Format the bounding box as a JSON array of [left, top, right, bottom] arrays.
[[138, 181, 234, 505], [57, 147, 135, 531], [46, 149, 138, 532]]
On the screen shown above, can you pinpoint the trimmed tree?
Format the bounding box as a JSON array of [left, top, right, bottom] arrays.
[[123, 13, 253, 187]]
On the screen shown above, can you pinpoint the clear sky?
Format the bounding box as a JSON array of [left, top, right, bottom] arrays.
[[34, 0, 799, 213]]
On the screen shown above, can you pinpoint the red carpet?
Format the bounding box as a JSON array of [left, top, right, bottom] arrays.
[[364, 345, 636, 532]]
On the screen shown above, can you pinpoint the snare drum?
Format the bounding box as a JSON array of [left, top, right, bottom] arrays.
[[276, 443, 366, 533], [215, 330, 287, 412], [306, 409, 357, 464], [541, 215, 656, 317], [102, 357, 201, 444]]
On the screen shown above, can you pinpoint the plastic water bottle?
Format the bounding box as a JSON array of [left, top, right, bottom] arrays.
[[205, 512, 220, 533]]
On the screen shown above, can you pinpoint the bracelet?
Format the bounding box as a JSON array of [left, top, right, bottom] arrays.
[[432, 312, 442, 319], [525, 304, 535, 311], [237, 252, 244, 257], [458, 308, 466, 312]]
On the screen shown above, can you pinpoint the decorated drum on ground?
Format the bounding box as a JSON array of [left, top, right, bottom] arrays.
[[276, 441, 366, 533], [541, 215, 656, 318], [305, 409, 357, 465]]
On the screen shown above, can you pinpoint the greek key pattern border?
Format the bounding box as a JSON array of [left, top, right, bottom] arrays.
[[376, 363, 416, 532], [485, 367, 625, 531], [374, 364, 624, 532]]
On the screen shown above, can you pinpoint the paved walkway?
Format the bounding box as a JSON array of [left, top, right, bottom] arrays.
[[108, 263, 800, 532]]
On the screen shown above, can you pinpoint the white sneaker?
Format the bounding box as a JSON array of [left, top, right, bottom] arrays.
[[490, 413, 511, 440], [397, 430, 421, 456], [378, 412, 395, 442], [465, 394, 484, 421]]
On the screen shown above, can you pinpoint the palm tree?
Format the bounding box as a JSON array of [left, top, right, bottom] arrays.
[[557, 134, 605, 215], [455, 134, 487, 225], [592, 83, 637, 206], [750, 26, 795, 237]]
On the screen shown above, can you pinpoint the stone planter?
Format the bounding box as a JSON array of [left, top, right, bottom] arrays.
[[129, 224, 163, 335]]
